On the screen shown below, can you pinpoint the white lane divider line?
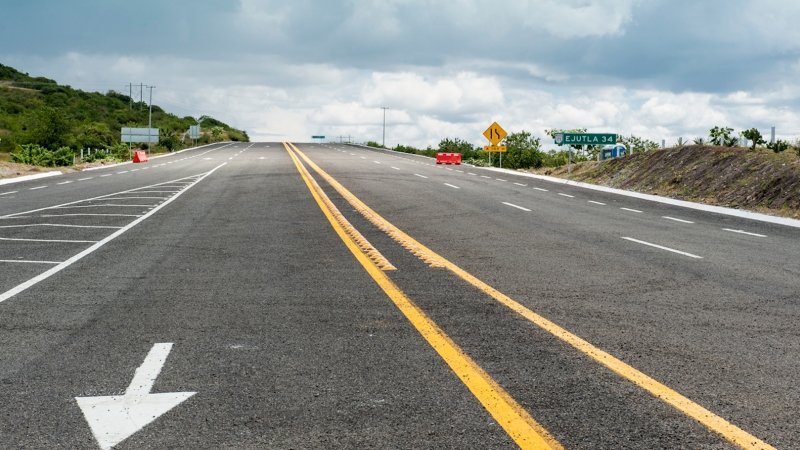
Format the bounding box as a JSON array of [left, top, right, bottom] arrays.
[[621, 237, 703, 259], [0, 259, 62, 265], [29, 186, 47, 190], [558, 193, 575, 198], [621, 207, 643, 213], [0, 237, 99, 243], [533, 187, 549, 192], [0, 191, 18, 196], [455, 170, 464, 173], [78, 177, 93, 181], [588, 201, 606, 206], [373, 161, 382, 164], [360, 156, 367, 160], [391, 166, 401, 170], [100, 174, 113, 178], [723, 228, 767, 238], [57, 181, 73, 185], [502, 202, 532, 212], [414, 174, 429, 179], [513, 182, 527, 187], [663, 216, 694, 224], [116, 171, 129, 174], [468, 172, 477, 176], [495, 178, 507, 182], [480, 175, 492, 179], [444, 183, 461, 189]]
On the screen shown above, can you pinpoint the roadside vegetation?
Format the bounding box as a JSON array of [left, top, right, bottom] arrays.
[[0, 63, 248, 168]]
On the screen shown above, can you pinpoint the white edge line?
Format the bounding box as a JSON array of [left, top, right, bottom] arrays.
[[621, 237, 703, 259], [0, 163, 227, 304], [502, 202, 532, 212]]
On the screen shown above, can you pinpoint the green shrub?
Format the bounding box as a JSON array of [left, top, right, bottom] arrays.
[[11, 143, 73, 166]]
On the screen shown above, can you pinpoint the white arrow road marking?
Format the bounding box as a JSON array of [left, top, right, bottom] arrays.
[[75, 343, 196, 450]]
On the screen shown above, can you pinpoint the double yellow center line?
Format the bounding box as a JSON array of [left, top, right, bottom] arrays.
[[284, 143, 562, 449], [285, 143, 773, 450]]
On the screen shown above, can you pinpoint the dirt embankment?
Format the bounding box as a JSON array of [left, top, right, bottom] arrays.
[[533, 145, 800, 219], [0, 159, 123, 179]]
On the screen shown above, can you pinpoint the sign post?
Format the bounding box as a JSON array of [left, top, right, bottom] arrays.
[[482, 122, 508, 168]]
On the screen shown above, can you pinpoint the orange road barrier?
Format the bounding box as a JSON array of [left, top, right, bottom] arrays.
[[133, 150, 148, 163], [435, 152, 462, 165]]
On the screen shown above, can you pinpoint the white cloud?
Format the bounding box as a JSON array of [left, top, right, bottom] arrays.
[[361, 72, 504, 116]]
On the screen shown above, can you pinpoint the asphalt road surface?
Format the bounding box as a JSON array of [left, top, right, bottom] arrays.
[[0, 142, 796, 449]]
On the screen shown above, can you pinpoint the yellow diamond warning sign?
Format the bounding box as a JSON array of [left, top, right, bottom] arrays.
[[483, 122, 507, 146]]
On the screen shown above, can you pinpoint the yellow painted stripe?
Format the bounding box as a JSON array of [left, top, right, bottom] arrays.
[[284, 143, 562, 450], [288, 143, 775, 450]]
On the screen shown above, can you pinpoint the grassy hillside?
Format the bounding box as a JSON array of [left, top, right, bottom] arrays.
[[0, 63, 248, 156], [534, 145, 800, 218]]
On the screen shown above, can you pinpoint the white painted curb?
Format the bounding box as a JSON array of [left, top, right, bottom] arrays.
[[0, 171, 62, 186], [482, 166, 800, 229]]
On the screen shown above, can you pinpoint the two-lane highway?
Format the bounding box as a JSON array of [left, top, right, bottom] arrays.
[[0, 141, 795, 448]]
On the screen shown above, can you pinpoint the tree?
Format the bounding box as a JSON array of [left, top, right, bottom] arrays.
[[210, 126, 224, 141], [501, 131, 543, 169], [619, 135, 659, 153], [766, 139, 789, 153], [438, 137, 479, 160], [709, 126, 735, 146], [75, 122, 115, 149], [740, 128, 765, 150], [23, 107, 71, 149]]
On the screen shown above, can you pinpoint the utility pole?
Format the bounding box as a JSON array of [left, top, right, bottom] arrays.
[[147, 86, 155, 152], [381, 107, 389, 147], [128, 83, 133, 109]]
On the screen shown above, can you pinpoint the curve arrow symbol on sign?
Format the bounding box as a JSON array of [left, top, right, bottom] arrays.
[[75, 343, 196, 449]]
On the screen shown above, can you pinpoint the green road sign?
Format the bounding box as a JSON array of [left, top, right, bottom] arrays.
[[555, 133, 616, 145], [312, 135, 325, 139]]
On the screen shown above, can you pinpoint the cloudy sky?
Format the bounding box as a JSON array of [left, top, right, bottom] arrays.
[[2, 0, 800, 148]]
